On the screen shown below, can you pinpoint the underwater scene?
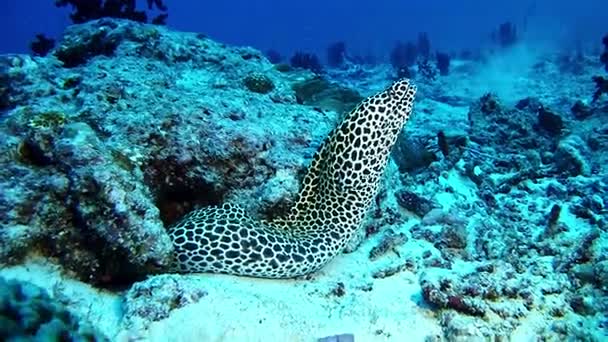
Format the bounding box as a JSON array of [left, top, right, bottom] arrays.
[[0, 0, 607, 341]]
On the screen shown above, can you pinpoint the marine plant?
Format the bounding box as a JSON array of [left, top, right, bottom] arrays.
[[55, 0, 169, 25]]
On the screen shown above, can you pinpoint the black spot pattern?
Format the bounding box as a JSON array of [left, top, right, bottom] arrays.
[[167, 79, 416, 278]]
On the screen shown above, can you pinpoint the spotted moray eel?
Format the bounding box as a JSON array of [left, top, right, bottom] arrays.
[[167, 79, 417, 278]]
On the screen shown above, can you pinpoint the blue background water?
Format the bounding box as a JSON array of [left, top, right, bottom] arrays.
[[1, 0, 606, 56]]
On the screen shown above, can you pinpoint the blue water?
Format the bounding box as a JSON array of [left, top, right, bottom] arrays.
[[1, 0, 606, 57]]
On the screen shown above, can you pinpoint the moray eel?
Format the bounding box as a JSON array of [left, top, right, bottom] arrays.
[[168, 79, 417, 278]]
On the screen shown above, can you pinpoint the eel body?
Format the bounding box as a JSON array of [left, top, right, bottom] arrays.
[[168, 79, 417, 278]]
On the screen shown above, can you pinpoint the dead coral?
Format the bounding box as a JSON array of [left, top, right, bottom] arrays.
[[123, 275, 207, 331], [372, 259, 416, 279], [369, 229, 408, 261], [419, 262, 549, 322], [395, 190, 436, 217], [420, 274, 487, 317]]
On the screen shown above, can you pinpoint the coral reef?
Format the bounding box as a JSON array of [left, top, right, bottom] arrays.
[[417, 32, 431, 60], [327, 41, 347, 67], [1, 13, 607, 342], [0, 277, 106, 340], [395, 190, 436, 217], [591, 34, 608, 102], [417, 59, 438, 81], [29, 34, 55, 57], [243, 72, 275, 94], [368, 229, 408, 261], [390, 41, 418, 70], [54, 19, 122, 68], [55, 0, 168, 25], [592, 76, 608, 102], [290, 52, 323, 74], [122, 275, 207, 331], [537, 106, 565, 136], [392, 134, 437, 173], [435, 52, 450, 76], [291, 77, 362, 116], [571, 100, 592, 119], [493, 22, 518, 47], [600, 34, 608, 72], [265, 49, 282, 64], [0, 18, 353, 286]]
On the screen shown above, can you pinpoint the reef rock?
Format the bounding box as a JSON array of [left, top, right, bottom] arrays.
[[0, 18, 344, 285]]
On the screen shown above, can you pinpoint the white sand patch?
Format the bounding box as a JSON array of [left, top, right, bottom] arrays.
[[129, 237, 442, 341], [1, 244, 444, 341], [436, 168, 479, 209]]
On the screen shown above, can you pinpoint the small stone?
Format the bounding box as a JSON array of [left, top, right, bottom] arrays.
[[318, 333, 355, 342], [537, 107, 564, 135]]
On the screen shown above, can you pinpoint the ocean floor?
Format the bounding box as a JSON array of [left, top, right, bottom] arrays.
[[1, 19, 607, 341]]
